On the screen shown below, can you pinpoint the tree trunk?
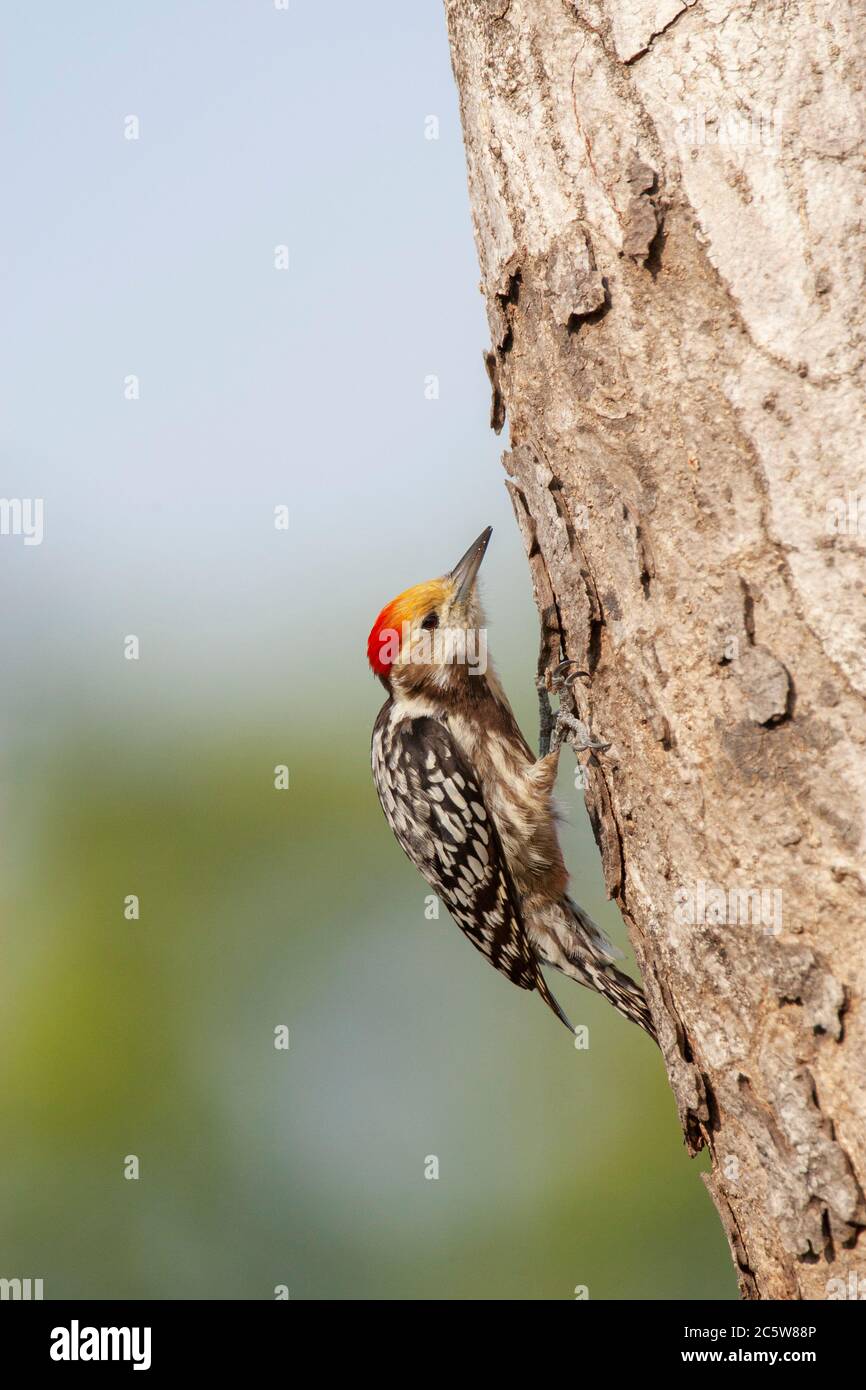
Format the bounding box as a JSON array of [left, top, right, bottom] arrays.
[[444, 0, 866, 1300]]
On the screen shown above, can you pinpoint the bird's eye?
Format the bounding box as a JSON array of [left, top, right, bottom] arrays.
[[421, 612, 439, 631]]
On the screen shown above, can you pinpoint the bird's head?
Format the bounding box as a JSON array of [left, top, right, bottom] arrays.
[[367, 527, 492, 693]]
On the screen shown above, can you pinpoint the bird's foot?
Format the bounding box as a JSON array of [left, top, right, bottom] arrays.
[[538, 662, 600, 759], [551, 708, 611, 755]]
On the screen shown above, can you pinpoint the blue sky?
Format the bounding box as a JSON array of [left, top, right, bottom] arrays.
[[3, 2, 539, 727]]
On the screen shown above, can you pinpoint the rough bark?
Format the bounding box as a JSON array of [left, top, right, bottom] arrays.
[[444, 0, 866, 1299]]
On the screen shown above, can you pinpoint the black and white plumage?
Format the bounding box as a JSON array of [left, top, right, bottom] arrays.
[[367, 526, 657, 1042], [371, 705, 572, 1029]]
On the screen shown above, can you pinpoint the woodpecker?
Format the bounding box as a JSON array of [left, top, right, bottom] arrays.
[[368, 526, 656, 1042]]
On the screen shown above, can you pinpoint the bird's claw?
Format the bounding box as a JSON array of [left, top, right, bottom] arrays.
[[550, 659, 591, 693], [551, 709, 611, 756]]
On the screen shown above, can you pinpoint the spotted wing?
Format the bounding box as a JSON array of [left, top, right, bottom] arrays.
[[372, 711, 540, 990]]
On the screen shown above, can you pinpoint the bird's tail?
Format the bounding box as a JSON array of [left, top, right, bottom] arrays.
[[585, 958, 657, 1041], [534, 897, 658, 1043], [534, 970, 575, 1035]]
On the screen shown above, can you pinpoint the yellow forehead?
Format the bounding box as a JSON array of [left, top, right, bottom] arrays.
[[385, 578, 451, 626]]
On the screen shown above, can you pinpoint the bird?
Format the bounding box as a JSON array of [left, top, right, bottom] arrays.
[[368, 526, 656, 1042]]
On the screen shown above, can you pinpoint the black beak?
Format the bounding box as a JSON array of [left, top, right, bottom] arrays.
[[449, 527, 492, 602]]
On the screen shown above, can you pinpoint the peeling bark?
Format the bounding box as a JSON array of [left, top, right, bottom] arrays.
[[445, 0, 866, 1299]]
